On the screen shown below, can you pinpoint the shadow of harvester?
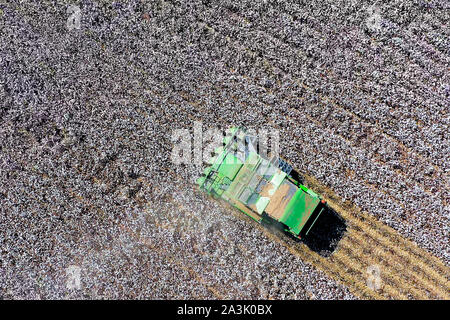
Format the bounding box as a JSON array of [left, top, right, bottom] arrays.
[[300, 205, 347, 257]]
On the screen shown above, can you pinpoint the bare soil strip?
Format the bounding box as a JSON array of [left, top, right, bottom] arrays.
[[303, 174, 450, 299]]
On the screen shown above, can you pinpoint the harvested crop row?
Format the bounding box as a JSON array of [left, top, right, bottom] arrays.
[[303, 174, 450, 294], [339, 233, 441, 299]]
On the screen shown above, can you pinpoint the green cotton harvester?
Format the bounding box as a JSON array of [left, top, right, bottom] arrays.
[[197, 127, 327, 239]]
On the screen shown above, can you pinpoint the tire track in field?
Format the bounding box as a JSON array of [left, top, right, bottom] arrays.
[[340, 227, 447, 299], [336, 237, 417, 299], [338, 233, 437, 299]]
